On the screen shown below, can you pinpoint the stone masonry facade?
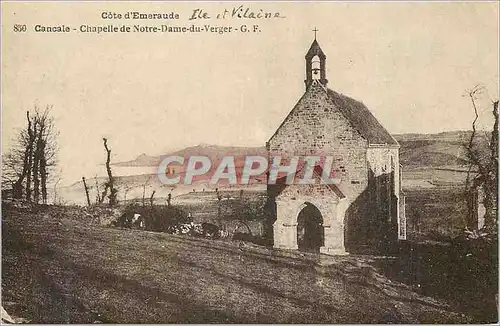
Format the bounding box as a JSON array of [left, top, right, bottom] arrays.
[[266, 40, 403, 255]]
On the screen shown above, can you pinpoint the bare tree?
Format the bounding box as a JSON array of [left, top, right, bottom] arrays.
[[464, 85, 498, 232], [465, 85, 484, 190], [82, 177, 91, 206], [25, 112, 35, 201], [52, 175, 62, 204], [123, 184, 134, 204], [35, 108, 58, 203], [167, 192, 172, 207], [3, 106, 58, 203], [142, 182, 148, 207], [149, 190, 156, 208], [94, 175, 101, 203], [99, 138, 117, 206], [215, 187, 223, 220]]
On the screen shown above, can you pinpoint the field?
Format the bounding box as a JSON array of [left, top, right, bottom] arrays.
[[3, 143, 498, 323], [1, 203, 477, 324]]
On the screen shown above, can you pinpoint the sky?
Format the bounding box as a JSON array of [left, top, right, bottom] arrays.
[[2, 1, 499, 185]]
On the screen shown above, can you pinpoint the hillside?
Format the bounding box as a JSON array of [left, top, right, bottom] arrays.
[[115, 131, 486, 169], [57, 131, 491, 205], [393, 131, 485, 167], [113, 144, 267, 167], [1, 204, 476, 323]]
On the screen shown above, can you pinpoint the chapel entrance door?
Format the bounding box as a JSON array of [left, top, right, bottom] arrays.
[[297, 203, 324, 252]]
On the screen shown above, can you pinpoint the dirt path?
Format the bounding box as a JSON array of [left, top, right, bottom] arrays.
[[2, 206, 470, 323]]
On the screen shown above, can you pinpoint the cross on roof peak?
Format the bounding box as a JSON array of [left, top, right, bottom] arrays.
[[313, 27, 318, 40]]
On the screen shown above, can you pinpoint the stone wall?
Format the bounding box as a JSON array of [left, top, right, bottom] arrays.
[[365, 147, 402, 244], [268, 84, 369, 201]]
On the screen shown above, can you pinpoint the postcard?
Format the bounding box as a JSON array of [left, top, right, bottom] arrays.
[[1, 1, 498, 324]]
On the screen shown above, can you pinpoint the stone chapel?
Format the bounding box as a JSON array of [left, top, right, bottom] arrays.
[[266, 38, 406, 255]]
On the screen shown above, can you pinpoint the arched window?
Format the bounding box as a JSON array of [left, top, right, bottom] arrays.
[[311, 55, 321, 80]]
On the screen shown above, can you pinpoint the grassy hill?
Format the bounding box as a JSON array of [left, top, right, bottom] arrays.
[[393, 131, 477, 167], [1, 204, 479, 323]]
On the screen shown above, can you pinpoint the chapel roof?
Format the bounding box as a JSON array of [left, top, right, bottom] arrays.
[[325, 88, 399, 146], [268, 85, 399, 146]]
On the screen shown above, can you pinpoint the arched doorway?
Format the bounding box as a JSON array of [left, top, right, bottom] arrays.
[[297, 203, 324, 252]]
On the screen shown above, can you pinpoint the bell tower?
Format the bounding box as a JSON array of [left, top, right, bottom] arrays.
[[305, 28, 327, 89]]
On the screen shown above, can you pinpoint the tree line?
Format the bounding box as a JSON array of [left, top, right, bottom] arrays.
[[3, 106, 58, 203]]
